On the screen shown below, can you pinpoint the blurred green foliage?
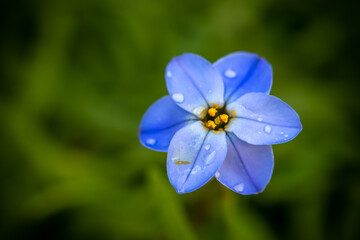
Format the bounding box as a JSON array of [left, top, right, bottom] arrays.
[[0, 0, 359, 239]]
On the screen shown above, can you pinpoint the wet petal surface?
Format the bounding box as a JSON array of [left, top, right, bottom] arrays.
[[167, 121, 227, 193], [213, 52, 272, 104], [139, 95, 197, 151], [166, 53, 224, 114], [227, 93, 302, 145], [216, 133, 274, 194]]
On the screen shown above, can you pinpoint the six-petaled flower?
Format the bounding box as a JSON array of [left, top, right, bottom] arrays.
[[139, 52, 302, 194]]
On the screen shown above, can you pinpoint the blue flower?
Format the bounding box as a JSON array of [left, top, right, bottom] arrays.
[[139, 52, 302, 194]]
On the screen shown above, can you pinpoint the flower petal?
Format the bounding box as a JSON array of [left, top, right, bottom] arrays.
[[165, 53, 224, 114], [213, 52, 272, 103], [216, 132, 274, 195], [139, 95, 197, 152], [227, 92, 302, 145], [167, 121, 227, 193]]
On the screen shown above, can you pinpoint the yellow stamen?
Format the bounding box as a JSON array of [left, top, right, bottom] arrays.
[[220, 114, 229, 123], [208, 108, 217, 117], [205, 120, 216, 129], [214, 116, 221, 125]]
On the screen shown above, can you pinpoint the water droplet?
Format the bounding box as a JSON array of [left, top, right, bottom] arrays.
[[204, 144, 210, 150], [215, 171, 220, 178], [264, 125, 272, 133], [191, 165, 201, 175], [234, 183, 244, 192], [225, 69, 237, 78], [280, 132, 284, 134], [146, 138, 156, 145], [205, 151, 216, 165], [172, 93, 184, 103], [171, 153, 180, 163], [258, 131, 262, 134], [257, 117, 263, 122], [166, 71, 172, 77], [192, 106, 205, 116], [284, 134, 289, 137]]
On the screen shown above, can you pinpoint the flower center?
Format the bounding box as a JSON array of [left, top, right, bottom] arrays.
[[202, 105, 230, 131]]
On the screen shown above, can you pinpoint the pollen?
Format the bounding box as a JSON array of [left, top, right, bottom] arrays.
[[175, 160, 191, 166], [220, 114, 229, 123], [231, 110, 237, 117], [205, 120, 216, 129], [208, 108, 217, 117]]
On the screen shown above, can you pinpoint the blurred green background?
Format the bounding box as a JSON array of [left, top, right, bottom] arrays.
[[0, 0, 359, 239]]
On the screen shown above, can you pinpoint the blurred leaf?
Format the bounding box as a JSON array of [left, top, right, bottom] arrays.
[[148, 168, 197, 240], [221, 192, 275, 240]]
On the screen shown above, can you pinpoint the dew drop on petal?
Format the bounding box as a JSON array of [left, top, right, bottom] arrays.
[[224, 69, 237, 78], [204, 144, 210, 150], [257, 117, 263, 122], [234, 183, 244, 192], [264, 125, 272, 133], [166, 71, 172, 78], [172, 93, 184, 103], [171, 152, 180, 163], [284, 134, 289, 137], [205, 151, 216, 165], [146, 138, 156, 145], [215, 171, 220, 178], [192, 106, 205, 116], [191, 165, 201, 175], [280, 132, 284, 134]]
